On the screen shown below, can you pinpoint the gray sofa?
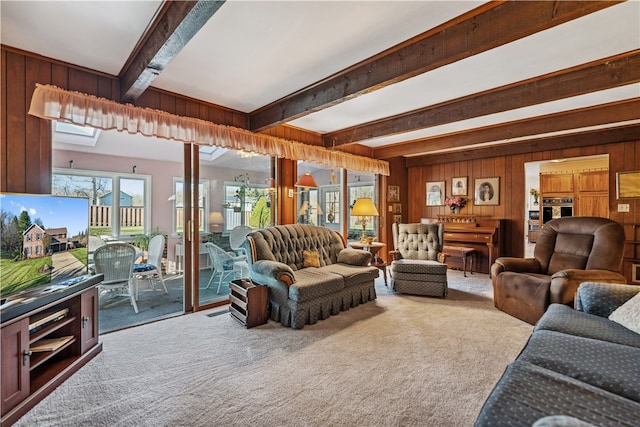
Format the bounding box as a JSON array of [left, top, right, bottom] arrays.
[[244, 224, 379, 329], [475, 282, 640, 427]]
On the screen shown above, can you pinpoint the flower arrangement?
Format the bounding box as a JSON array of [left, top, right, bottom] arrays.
[[529, 188, 539, 205], [445, 197, 467, 209]]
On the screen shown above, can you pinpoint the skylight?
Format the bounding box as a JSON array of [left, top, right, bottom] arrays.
[[52, 122, 101, 147]]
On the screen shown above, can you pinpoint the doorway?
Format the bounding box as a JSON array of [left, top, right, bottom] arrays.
[[524, 154, 609, 257]]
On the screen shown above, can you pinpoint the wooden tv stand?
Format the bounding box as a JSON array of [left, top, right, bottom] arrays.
[[1, 275, 103, 426]]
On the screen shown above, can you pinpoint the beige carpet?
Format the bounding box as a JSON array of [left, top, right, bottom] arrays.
[[15, 271, 532, 427]]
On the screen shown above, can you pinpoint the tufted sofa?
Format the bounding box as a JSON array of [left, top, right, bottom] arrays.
[[475, 282, 640, 426], [390, 223, 448, 297], [244, 224, 379, 329]]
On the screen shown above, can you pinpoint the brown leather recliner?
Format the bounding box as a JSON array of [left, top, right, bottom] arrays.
[[491, 217, 626, 324]]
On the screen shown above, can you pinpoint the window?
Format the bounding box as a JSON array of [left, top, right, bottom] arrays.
[[296, 163, 342, 230], [222, 180, 272, 232], [347, 173, 377, 242], [36, 233, 41, 240], [53, 169, 151, 238]]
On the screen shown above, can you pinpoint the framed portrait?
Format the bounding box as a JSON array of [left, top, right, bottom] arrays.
[[388, 185, 400, 202], [393, 203, 402, 214], [426, 181, 445, 206], [474, 177, 500, 205], [393, 214, 402, 224], [451, 177, 468, 196], [616, 171, 640, 198]]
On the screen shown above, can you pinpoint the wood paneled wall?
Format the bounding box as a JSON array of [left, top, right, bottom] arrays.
[[0, 46, 246, 194], [403, 139, 640, 282]]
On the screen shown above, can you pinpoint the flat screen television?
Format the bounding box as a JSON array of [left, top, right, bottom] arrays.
[[0, 192, 90, 305]]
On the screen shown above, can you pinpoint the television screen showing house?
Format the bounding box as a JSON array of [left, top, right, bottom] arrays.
[[0, 193, 90, 296]]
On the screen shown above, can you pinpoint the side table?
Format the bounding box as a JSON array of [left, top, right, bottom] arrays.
[[349, 241, 387, 286]]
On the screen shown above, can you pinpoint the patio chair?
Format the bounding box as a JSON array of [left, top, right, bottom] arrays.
[[204, 242, 248, 293], [94, 243, 138, 313], [133, 234, 168, 299], [229, 225, 252, 256]]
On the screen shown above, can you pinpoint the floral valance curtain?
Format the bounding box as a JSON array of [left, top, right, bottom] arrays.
[[28, 84, 389, 176]]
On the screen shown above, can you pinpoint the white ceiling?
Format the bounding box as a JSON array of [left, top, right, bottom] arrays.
[[1, 0, 639, 166]]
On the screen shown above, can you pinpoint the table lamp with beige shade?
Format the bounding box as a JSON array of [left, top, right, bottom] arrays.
[[209, 211, 224, 243], [351, 198, 379, 243]]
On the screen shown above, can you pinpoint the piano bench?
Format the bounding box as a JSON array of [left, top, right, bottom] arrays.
[[441, 245, 475, 277]]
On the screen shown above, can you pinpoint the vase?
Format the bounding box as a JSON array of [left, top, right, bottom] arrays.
[[450, 206, 461, 214]]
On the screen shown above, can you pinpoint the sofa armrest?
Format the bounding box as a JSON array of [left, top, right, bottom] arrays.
[[550, 269, 627, 305], [492, 257, 540, 274], [250, 260, 296, 286], [338, 249, 372, 266], [575, 282, 640, 318], [389, 250, 401, 261]]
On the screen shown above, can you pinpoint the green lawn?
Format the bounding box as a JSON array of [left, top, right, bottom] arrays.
[[0, 256, 52, 295], [90, 226, 144, 237], [70, 248, 88, 266]]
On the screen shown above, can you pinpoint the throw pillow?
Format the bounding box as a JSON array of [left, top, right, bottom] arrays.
[[609, 291, 640, 334], [302, 250, 320, 268]]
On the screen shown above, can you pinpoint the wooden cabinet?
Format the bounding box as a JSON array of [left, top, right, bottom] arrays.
[[80, 289, 99, 353], [0, 320, 30, 418], [1, 277, 102, 426], [528, 220, 540, 243], [541, 170, 610, 219], [575, 171, 609, 218], [576, 170, 608, 192], [229, 279, 268, 328], [540, 173, 573, 194], [575, 194, 609, 218]]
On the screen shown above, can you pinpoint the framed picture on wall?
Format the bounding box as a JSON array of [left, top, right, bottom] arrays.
[[393, 203, 402, 214], [393, 214, 402, 224], [616, 170, 640, 198], [451, 177, 468, 196], [388, 185, 400, 202], [426, 181, 445, 206], [474, 177, 500, 205]]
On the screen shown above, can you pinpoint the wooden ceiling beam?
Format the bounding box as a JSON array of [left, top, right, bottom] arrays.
[[374, 99, 640, 159], [326, 50, 640, 147], [404, 124, 640, 167], [249, 1, 620, 133], [119, 1, 225, 103]]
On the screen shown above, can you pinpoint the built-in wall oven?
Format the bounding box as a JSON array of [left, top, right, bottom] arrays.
[[542, 197, 574, 224]]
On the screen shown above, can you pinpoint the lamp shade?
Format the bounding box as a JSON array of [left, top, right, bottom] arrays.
[[209, 211, 224, 225], [351, 198, 379, 217], [295, 172, 318, 189]]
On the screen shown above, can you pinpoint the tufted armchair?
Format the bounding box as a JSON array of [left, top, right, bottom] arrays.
[[491, 217, 627, 324], [390, 223, 448, 297]]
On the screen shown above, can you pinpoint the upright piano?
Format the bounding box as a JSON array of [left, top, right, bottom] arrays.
[[423, 215, 504, 274]]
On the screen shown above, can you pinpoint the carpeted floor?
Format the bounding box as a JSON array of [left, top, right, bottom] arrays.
[[15, 270, 533, 427]]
